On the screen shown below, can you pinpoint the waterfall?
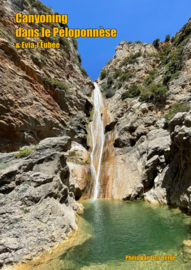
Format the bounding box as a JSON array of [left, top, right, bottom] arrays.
[[90, 83, 105, 200]]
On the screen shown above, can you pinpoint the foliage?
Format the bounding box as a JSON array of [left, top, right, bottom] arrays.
[[164, 103, 190, 122], [136, 41, 142, 44], [100, 68, 108, 80], [107, 76, 114, 86], [79, 66, 88, 77], [105, 88, 116, 98], [15, 147, 34, 159], [121, 84, 142, 100], [140, 83, 167, 103], [27, 0, 51, 14], [43, 75, 69, 92], [119, 52, 142, 67], [60, 50, 66, 58], [152, 38, 160, 48], [145, 68, 158, 85], [59, 37, 70, 50], [113, 69, 122, 79], [77, 54, 82, 64], [100, 82, 115, 98], [160, 41, 186, 84], [173, 25, 191, 46], [127, 41, 133, 44], [165, 34, 171, 42], [36, 54, 46, 64], [117, 81, 123, 89], [118, 69, 134, 82], [72, 38, 78, 50], [159, 45, 171, 66]]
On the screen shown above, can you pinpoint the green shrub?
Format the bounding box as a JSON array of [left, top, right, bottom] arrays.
[[150, 53, 160, 58], [60, 51, 66, 58], [127, 41, 133, 44], [145, 75, 153, 85], [149, 68, 158, 76], [165, 34, 171, 42], [105, 88, 116, 98], [159, 45, 172, 66], [43, 75, 69, 92], [107, 76, 114, 86], [174, 26, 191, 46], [149, 83, 167, 102], [72, 38, 78, 50], [15, 147, 34, 159], [140, 83, 167, 103], [27, 0, 51, 14], [121, 84, 142, 100], [77, 54, 82, 64], [48, 35, 60, 43], [79, 66, 88, 77], [152, 38, 160, 48], [136, 41, 142, 44], [36, 54, 46, 64], [59, 37, 70, 50], [118, 70, 134, 82], [119, 52, 142, 67], [164, 103, 190, 122], [113, 69, 121, 79], [171, 36, 175, 43], [117, 81, 123, 89], [100, 82, 107, 91], [100, 68, 108, 80], [145, 68, 158, 85]]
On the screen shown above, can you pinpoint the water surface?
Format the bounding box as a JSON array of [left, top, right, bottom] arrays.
[[16, 200, 191, 270]]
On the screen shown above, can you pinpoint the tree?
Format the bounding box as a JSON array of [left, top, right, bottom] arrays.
[[152, 38, 160, 49], [165, 34, 171, 42]]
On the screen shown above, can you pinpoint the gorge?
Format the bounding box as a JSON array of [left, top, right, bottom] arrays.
[[1, 0, 191, 269]]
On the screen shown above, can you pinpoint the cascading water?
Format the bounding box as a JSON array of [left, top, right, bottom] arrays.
[[90, 83, 105, 200]]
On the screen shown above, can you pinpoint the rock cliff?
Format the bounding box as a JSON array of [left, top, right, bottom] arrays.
[[0, 0, 94, 152], [98, 17, 191, 211], [0, 0, 93, 267]]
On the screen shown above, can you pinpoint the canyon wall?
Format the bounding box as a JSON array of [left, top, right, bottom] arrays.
[[98, 17, 191, 212], [0, 0, 93, 267]]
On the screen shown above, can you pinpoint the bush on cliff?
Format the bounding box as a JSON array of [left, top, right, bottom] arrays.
[[119, 70, 134, 82], [164, 103, 190, 122], [26, 0, 52, 14], [43, 75, 69, 92], [105, 88, 116, 98], [113, 69, 122, 79], [15, 147, 34, 159], [152, 38, 160, 48], [72, 38, 78, 50], [165, 34, 171, 42], [140, 83, 167, 103], [107, 76, 114, 86], [145, 68, 158, 85], [100, 68, 108, 80], [121, 84, 142, 100], [79, 66, 88, 77], [119, 52, 142, 67]]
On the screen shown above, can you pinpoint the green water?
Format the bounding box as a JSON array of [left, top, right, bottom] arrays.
[[22, 200, 191, 270]]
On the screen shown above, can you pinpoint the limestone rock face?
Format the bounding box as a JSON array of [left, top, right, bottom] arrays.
[[145, 111, 191, 209], [0, 3, 93, 152], [0, 136, 85, 266], [66, 141, 91, 200], [97, 17, 191, 209]]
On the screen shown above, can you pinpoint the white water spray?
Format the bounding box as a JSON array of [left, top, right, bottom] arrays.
[[90, 83, 105, 200]]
